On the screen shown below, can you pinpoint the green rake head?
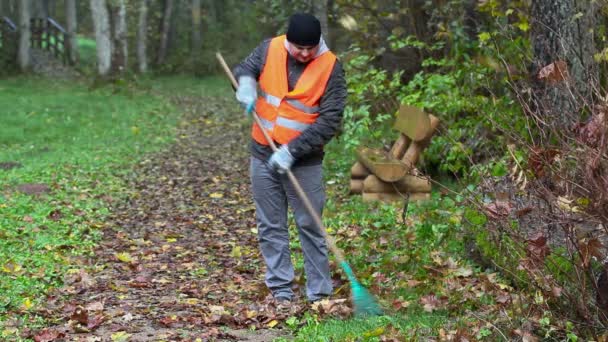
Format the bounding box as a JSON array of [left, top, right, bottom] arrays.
[[351, 280, 384, 316], [341, 261, 383, 316]]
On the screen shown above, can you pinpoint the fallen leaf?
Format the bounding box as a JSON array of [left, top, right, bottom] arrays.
[[34, 328, 65, 342], [111, 331, 131, 342], [537, 60, 569, 84]]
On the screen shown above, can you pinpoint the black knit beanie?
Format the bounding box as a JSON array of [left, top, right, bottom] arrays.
[[286, 13, 321, 46]]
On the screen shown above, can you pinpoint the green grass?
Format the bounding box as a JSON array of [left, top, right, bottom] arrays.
[[0, 76, 185, 334], [284, 313, 446, 341], [77, 36, 97, 68]]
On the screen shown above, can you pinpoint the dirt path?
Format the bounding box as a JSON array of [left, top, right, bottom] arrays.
[[35, 95, 298, 341]]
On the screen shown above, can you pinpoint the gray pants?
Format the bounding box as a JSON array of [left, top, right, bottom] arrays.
[[250, 157, 332, 301]]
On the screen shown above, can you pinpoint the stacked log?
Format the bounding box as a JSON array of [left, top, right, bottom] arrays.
[[349, 162, 368, 194], [349, 105, 439, 204]]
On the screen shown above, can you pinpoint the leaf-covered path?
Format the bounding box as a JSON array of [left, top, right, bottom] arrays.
[[37, 94, 300, 341]]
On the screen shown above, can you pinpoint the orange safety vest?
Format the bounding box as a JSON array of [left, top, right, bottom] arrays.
[[252, 35, 337, 146]]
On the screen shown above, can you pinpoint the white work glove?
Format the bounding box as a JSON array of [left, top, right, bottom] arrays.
[[268, 145, 295, 174], [236, 76, 257, 114]]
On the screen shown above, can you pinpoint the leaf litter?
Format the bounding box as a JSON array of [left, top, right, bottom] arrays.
[[26, 94, 330, 341]]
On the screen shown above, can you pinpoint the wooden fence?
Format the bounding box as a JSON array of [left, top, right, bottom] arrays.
[[30, 17, 69, 64]]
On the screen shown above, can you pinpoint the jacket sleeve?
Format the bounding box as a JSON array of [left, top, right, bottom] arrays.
[[233, 39, 271, 81], [287, 60, 347, 159]]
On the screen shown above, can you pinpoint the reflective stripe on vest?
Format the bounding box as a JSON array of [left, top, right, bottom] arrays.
[[258, 116, 274, 131], [261, 91, 320, 114]]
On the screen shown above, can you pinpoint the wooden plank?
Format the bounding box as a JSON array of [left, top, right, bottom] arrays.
[[393, 105, 431, 142], [362, 174, 431, 193], [356, 146, 409, 182], [362, 192, 431, 203], [402, 114, 440, 168]]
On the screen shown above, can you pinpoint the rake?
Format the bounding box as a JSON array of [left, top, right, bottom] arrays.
[[216, 52, 382, 316]]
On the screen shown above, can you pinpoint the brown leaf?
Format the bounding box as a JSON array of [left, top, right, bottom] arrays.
[[419, 294, 441, 312], [87, 314, 105, 330], [483, 200, 513, 219], [526, 232, 550, 262], [70, 306, 88, 325], [34, 328, 65, 342], [537, 60, 569, 84], [47, 209, 62, 221], [579, 238, 604, 267], [159, 315, 180, 327], [85, 301, 105, 312]]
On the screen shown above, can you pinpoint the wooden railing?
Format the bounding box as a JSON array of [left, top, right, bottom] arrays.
[[0, 16, 18, 67], [30, 17, 68, 64]]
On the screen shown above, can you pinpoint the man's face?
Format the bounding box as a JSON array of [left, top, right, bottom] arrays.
[[288, 42, 319, 63]]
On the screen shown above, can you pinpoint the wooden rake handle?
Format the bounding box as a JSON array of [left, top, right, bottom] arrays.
[[215, 52, 346, 264]]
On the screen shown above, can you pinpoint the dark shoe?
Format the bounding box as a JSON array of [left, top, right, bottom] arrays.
[[274, 296, 293, 314]]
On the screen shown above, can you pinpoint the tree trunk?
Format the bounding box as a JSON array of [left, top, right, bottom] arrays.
[[31, 0, 46, 18], [312, 0, 329, 45], [157, 0, 174, 65], [65, 0, 78, 64], [90, 0, 111, 75], [530, 0, 598, 130], [191, 0, 201, 61], [17, 0, 31, 70], [112, 0, 127, 72], [136, 0, 148, 73]]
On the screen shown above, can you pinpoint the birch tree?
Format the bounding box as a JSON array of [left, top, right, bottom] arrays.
[[191, 0, 202, 61], [112, 0, 128, 72], [90, 0, 111, 75], [17, 0, 31, 70], [157, 0, 174, 65], [137, 0, 148, 73], [65, 0, 78, 64]]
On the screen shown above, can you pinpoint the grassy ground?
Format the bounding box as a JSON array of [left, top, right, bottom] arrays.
[[0, 76, 182, 334], [1, 75, 506, 341]]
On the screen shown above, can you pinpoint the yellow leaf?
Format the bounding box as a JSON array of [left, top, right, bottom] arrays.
[[363, 327, 385, 337], [22, 298, 33, 310], [246, 310, 258, 319], [517, 21, 529, 32], [266, 320, 279, 328], [478, 32, 491, 43], [185, 298, 199, 305], [111, 331, 131, 342], [2, 328, 18, 336], [115, 252, 134, 263], [131, 126, 140, 135], [231, 245, 242, 258], [209, 192, 223, 199], [166, 238, 177, 243], [2, 262, 22, 273]]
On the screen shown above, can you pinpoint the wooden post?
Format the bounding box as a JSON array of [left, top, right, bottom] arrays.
[[388, 133, 411, 159], [402, 114, 440, 168]]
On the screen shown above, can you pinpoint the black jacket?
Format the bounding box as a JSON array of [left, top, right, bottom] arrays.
[[233, 38, 347, 166]]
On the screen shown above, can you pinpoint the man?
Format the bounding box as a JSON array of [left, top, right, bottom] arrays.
[[233, 13, 347, 306]]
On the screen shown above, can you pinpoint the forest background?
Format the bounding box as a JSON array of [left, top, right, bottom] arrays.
[[1, 0, 608, 340]]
